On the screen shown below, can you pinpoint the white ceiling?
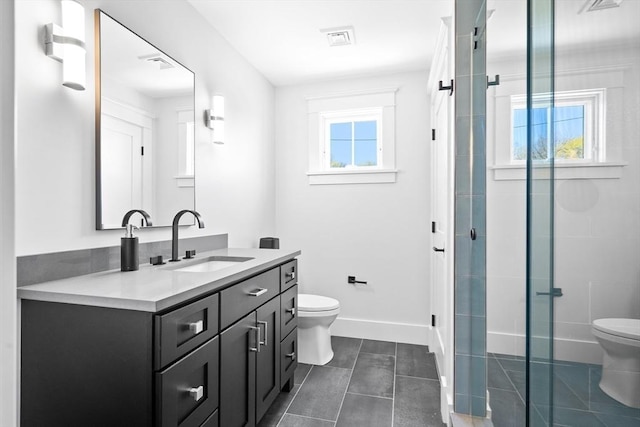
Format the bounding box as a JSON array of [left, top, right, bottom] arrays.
[[187, 0, 640, 87]]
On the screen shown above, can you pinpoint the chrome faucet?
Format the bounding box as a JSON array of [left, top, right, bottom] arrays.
[[170, 210, 205, 262]]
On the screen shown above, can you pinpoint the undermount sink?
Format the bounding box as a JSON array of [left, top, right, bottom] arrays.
[[164, 256, 254, 273]]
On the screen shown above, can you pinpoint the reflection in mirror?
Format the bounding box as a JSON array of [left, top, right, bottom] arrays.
[[95, 10, 195, 229]]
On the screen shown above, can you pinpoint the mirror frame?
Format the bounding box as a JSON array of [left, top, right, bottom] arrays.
[[94, 9, 196, 230]]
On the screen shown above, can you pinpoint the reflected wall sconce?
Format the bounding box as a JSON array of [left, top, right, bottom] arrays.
[[205, 95, 225, 144], [44, 0, 86, 91]]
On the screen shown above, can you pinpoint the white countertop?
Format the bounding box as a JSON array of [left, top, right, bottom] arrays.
[[17, 248, 301, 312]]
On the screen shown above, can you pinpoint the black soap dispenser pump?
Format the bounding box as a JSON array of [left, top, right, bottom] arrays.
[[121, 224, 139, 272]]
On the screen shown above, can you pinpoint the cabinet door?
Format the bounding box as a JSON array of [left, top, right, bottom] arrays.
[[256, 297, 281, 422], [220, 312, 257, 427]]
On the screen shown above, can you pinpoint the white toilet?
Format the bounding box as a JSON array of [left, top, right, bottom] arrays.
[[592, 318, 640, 408], [297, 294, 340, 365]]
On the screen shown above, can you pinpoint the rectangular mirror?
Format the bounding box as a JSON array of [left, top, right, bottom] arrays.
[[95, 10, 195, 229]]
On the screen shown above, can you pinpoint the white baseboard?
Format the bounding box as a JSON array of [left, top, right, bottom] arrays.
[[488, 331, 603, 365], [331, 317, 430, 346]]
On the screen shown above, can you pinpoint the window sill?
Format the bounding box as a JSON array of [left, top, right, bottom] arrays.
[[174, 175, 195, 187], [490, 162, 627, 181], [307, 169, 398, 185]]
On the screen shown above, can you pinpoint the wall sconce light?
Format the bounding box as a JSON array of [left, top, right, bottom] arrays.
[[205, 95, 225, 144], [44, 0, 86, 91]]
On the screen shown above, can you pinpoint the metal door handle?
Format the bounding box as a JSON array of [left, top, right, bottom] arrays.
[[536, 288, 563, 297], [433, 246, 445, 253], [248, 326, 260, 352], [188, 385, 204, 402], [257, 320, 268, 346], [248, 288, 267, 297]]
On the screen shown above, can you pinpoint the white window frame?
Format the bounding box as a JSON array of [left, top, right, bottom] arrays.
[[307, 88, 397, 185], [509, 88, 605, 164], [321, 108, 383, 170]]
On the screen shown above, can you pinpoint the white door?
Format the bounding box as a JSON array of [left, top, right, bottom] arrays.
[[101, 115, 143, 227], [428, 17, 455, 423]]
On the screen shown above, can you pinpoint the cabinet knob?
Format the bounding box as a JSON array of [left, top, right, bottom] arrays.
[[248, 288, 268, 297], [188, 320, 204, 335], [189, 385, 204, 402]]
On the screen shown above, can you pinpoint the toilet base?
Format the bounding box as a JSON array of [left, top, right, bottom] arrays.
[[599, 354, 640, 408], [297, 324, 334, 365]]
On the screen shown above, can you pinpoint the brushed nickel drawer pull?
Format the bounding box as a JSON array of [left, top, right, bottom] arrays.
[[188, 320, 204, 335], [188, 385, 204, 402], [257, 320, 268, 346], [285, 352, 296, 361], [248, 288, 268, 297], [285, 271, 295, 280], [286, 307, 296, 317]]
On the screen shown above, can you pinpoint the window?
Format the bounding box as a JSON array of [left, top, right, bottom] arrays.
[[307, 88, 397, 185], [510, 89, 605, 163], [323, 109, 381, 169]]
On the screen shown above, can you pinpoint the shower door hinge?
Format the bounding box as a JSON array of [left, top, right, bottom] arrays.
[[432, 129, 436, 141], [432, 315, 436, 327]]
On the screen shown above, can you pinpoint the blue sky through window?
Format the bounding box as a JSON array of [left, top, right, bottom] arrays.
[[512, 105, 585, 161], [330, 120, 377, 167]]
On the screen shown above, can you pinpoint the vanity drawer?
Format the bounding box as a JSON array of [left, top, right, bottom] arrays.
[[200, 409, 218, 427], [280, 328, 298, 387], [280, 260, 298, 292], [155, 293, 219, 370], [280, 285, 298, 339], [220, 268, 279, 329], [156, 336, 219, 427]]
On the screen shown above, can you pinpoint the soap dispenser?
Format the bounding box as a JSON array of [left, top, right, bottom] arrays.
[[121, 224, 140, 272], [120, 209, 152, 272]]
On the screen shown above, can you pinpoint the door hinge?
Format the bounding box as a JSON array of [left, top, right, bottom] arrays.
[[432, 129, 436, 141], [431, 315, 436, 327], [141, 146, 145, 156], [432, 221, 436, 233]]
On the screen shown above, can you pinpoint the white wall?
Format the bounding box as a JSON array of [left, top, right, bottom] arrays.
[[15, 0, 277, 256], [486, 44, 640, 363], [0, 1, 17, 425], [274, 71, 432, 344]]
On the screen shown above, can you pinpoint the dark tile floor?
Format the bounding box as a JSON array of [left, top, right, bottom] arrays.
[[258, 336, 446, 427], [488, 353, 640, 427]]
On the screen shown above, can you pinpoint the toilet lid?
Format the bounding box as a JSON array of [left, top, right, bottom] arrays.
[[593, 318, 640, 340], [298, 294, 340, 312]]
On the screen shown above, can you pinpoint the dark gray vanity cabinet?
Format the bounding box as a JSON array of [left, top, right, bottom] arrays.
[[20, 259, 297, 427]]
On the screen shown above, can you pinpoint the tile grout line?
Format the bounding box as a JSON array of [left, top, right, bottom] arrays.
[[285, 413, 338, 424], [391, 341, 397, 427], [275, 365, 313, 427], [333, 338, 363, 425], [345, 390, 394, 401], [494, 354, 526, 405]]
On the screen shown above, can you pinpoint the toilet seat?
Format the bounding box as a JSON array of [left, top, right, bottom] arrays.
[[593, 318, 640, 341], [298, 294, 340, 312]]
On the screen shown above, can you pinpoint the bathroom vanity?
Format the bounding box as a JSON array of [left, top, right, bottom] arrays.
[[19, 248, 299, 427]]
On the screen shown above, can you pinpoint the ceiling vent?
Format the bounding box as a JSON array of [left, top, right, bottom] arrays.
[[321, 26, 355, 47], [138, 53, 174, 70], [580, 0, 623, 13]]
